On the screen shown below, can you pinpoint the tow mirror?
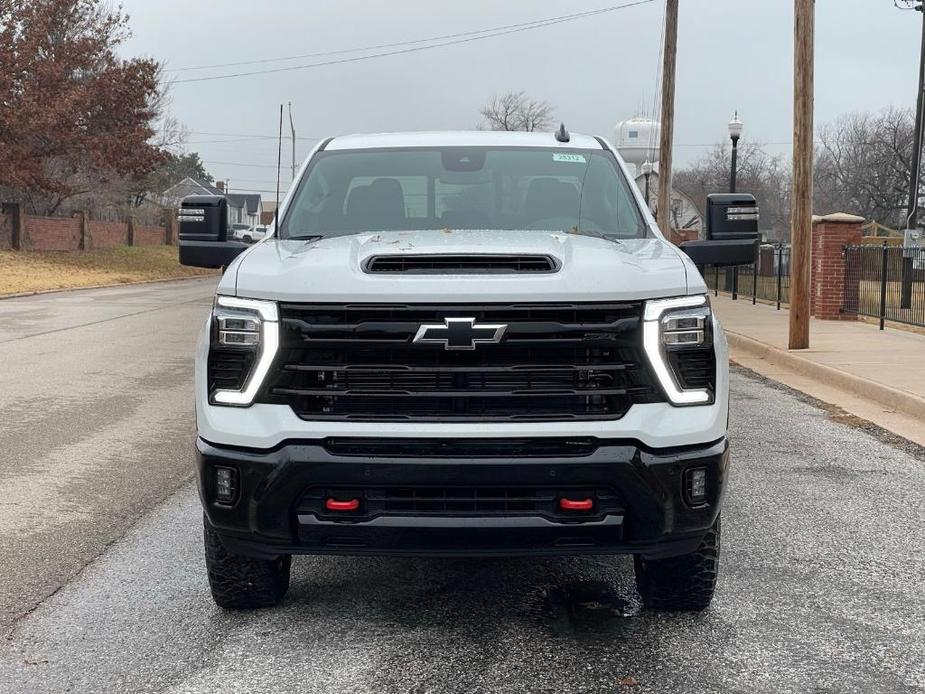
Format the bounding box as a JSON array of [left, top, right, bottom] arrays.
[[679, 193, 760, 267], [178, 195, 248, 269]]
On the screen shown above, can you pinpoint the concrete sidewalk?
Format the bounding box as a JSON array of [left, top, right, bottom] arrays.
[[712, 294, 925, 446]]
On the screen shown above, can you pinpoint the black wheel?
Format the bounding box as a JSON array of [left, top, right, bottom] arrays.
[[243, 235, 252, 243], [203, 516, 291, 609], [634, 516, 721, 612]]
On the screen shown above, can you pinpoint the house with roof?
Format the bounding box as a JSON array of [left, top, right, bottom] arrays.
[[160, 178, 263, 228], [633, 169, 703, 241]]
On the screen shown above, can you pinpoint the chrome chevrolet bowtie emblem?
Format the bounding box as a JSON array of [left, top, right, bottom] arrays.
[[412, 317, 507, 351]]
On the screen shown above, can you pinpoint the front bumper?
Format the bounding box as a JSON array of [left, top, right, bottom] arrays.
[[198, 437, 729, 560]]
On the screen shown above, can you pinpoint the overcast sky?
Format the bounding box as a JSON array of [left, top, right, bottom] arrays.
[[119, 0, 922, 196]]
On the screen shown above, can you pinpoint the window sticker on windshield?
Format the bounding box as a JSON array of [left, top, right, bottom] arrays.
[[553, 153, 587, 163]]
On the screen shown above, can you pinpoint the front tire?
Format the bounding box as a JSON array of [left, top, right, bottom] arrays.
[[634, 516, 721, 612], [203, 516, 291, 609]]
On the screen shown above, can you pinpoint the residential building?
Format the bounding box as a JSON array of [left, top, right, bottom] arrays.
[[160, 178, 263, 228]]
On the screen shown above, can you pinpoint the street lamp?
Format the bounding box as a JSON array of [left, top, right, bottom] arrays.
[[727, 113, 744, 299], [728, 112, 744, 193], [641, 160, 654, 208]]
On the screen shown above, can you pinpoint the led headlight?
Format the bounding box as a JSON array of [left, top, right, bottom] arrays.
[[208, 296, 279, 406], [643, 295, 715, 406]]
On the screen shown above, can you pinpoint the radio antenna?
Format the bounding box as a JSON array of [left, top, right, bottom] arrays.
[[274, 103, 283, 233]]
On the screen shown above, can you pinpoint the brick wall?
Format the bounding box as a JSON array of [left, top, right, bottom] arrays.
[[811, 213, 864, 320], [134, 224, 166, 246], [666, 228, 699, 245], [25, 216, 82, 251], [0, 203, 171, 252], [87, 220, 126, 249]]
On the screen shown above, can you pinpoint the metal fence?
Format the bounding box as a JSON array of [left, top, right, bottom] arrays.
[[704, 244, 792, 309], [843, 244, 925, 329]]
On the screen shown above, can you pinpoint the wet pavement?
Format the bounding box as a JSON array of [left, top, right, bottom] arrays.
[[2, 362, 923, 693]]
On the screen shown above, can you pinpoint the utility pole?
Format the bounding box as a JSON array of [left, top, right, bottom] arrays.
[[789, 0, 815, 350], [656, 0, 679, 235], [901, 2, 925, 309], [288, 102, 297, 181]]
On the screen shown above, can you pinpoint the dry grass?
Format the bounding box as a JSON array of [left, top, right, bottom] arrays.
[[0, 246, 216, 297]]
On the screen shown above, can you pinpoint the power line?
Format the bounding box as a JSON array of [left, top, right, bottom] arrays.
[[203, 159, 280, 169], [169, 1, 655, 75], [173, 0, 656, 84], [186, 130, 320, 142]]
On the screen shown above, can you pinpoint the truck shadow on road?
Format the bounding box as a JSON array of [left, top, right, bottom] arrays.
[[284, 554, 691, 641]]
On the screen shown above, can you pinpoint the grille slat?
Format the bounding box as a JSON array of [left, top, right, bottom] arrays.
[[260, 303, 662, 421]]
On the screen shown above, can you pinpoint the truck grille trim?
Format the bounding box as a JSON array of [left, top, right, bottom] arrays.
[[260, 302, 662, 421], [298, 485, 623, 521]]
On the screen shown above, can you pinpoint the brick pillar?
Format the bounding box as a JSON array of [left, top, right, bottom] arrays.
[[811, 212, 864, 320]]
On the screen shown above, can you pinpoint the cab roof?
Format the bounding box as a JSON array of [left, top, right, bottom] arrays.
[[325, 130, 605, 151]]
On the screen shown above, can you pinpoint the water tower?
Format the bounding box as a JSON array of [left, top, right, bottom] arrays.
[[614, 117, 660, 174]]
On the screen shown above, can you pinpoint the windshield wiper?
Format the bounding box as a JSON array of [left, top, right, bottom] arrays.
[[286, 234, 324, 242], [570, 227, 624, 245]]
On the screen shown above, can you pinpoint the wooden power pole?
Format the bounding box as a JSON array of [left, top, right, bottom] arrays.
[[789, 0, 815, 350], [656, 0, 679, 235]]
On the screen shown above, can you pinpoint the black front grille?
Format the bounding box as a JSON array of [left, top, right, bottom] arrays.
[[259, 302, 662, 421], [298, 485, 623, 522], [324, 437, 599, 458], [364, 254, 558, 274]]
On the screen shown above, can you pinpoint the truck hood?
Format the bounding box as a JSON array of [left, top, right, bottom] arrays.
[[226, 230, 691, 303]]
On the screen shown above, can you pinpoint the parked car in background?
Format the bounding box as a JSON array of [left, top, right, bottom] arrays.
[[232, 225, 267, 244]]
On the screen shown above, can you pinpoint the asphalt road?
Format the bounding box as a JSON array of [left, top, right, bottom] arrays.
[[0, 278, 217, 635], [1, 280, 924, 693]]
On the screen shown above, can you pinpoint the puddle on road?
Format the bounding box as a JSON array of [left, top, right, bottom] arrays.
[[535, 580, 642, 637]]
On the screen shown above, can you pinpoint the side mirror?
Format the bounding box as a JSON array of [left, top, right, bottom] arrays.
[[178, 195, 248, 269], [679, 193, 760, 267]]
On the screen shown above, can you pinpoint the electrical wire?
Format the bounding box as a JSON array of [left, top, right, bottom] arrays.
[[169, 1, 656, 74], [173, 0, 656, 84]]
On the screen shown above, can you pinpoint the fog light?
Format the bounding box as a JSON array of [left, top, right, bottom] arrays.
[[215, 466, 238, 504], [685, 467, 708, 505]]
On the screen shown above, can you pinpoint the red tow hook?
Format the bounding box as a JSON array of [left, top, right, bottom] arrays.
[[559, 497, 594, 511], [325, 498, 360, 512]]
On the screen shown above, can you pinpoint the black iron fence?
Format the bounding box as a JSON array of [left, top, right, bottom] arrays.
[[843, 244, 925, 329], [704, 244, 791, 309]]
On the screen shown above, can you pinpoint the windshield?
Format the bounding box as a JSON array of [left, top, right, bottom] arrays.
[[280, 147, 648, 240]]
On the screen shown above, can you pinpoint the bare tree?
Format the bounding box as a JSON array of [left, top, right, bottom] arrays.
[[479, 91, 554, 132], [674, 142, 792, 241], [813, 107, 913, 228]]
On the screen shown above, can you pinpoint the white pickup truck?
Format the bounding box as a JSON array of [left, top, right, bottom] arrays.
[[178, 129, 758, 612]]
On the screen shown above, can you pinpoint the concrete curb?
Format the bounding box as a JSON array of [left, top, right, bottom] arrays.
[[0, 274, 217, 302], [726, 330, 925, 421]]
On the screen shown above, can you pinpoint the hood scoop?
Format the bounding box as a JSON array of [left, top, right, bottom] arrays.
[[364, 254, 559, 274]]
